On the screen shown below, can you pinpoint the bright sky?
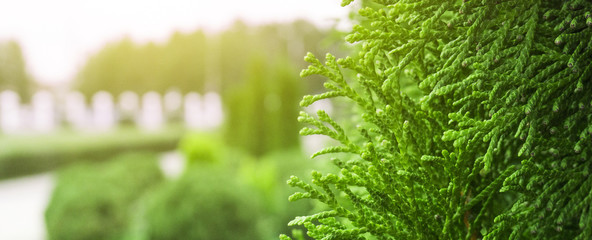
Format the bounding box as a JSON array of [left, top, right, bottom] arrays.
[[0, 0, 352, 85]]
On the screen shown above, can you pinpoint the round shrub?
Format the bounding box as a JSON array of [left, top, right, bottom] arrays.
[[45, 152, 163, 240], [136, 166, 263, 240]]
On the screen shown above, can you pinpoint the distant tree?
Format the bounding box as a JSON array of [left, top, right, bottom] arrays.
[[216, 20, 255, 94], [224, 54, 303, 157], [72, 21, 347, 156], [74, 21, 340, 97], [74, 38, 136, 97], [162, 30, 207, 92], [0, 40, 34, 102], [74, 34, 208, 98]]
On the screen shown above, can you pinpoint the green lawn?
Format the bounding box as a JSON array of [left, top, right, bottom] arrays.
[[0, 125, 184, 180]]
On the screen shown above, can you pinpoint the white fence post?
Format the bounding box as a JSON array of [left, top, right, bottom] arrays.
[[65, 91, 88, 129], [31, 91, 56, 132], [92, 91, 115, 130], [140, 91, 163, 130], [118, 91, 139, 125], [203, 92, 223, 129], [183, 92, 202, 129]]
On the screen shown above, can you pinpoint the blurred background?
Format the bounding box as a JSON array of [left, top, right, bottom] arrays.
[[0, 0, 356, 239]]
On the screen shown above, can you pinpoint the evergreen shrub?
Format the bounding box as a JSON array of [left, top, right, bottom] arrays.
[[135, 165, 264, 240], [284, 0, 592, 239], [45, 152, 163, 240]]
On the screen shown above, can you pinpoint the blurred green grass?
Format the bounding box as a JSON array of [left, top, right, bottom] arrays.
[[0, 125, 184, 179]]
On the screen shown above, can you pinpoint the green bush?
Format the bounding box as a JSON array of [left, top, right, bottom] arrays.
[[178, 131, 223, 165], [285, 0, 592, 239], [45, 152, 163, 240], [238, 149, 320, 239], [134, 165, 263, 240], [135, 137, 318, 240]]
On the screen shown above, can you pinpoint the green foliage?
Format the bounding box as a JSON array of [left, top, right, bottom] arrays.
[[211, 20, 346, 157], [224, 55, 304, 156], [286, 0, 592, 239], [157, 130, 319, 239], [239, 149, 320, 239], [215, 20, 340, 95], [42, 130, 316, 240], [179, 131, 223, 165], [0, 126, 183, 179], [73, 21, 335, 97], [75, 32, 208, 96], [45, 152, 163, 240], [0, 40, 34, 101], [171, 130, 320, 239], [73, 20, 343, 157], [134, 163, 264, 240]]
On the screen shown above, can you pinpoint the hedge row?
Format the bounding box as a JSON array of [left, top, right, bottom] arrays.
[[0, 126, 183, 180]]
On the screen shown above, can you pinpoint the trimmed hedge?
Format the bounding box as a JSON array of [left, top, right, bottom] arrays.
[[0, 126, 183, 179]]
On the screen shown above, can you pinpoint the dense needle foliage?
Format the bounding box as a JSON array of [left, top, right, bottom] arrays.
[[284, 0, 592, 239]]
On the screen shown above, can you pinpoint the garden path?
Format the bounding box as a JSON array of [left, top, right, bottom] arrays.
[[0, 173, 53, 240]]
